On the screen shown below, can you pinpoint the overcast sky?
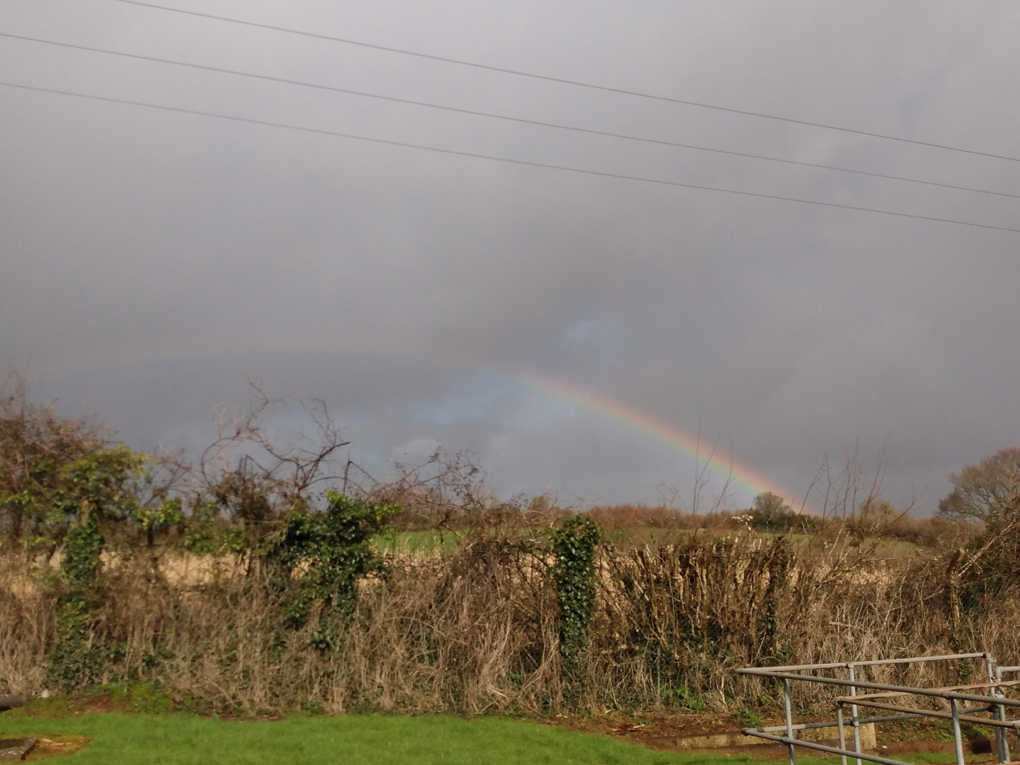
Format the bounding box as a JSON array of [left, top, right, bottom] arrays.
[[2, 0, 1018, 512]]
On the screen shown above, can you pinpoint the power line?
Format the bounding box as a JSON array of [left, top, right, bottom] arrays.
[[3, 81, 1017, 234], [105, 0, 1020, 164], [4, 31, 1017, 201]]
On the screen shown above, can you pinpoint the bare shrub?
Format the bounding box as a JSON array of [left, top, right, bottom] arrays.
[[0, 548, 52, 695], [4, 526, 1017, 717]]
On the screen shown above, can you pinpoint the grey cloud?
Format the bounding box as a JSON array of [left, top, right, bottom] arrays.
[[2, 0, 1019, 511]]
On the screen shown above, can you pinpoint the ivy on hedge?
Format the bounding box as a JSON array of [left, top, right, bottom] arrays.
[[551, 515, 602, 681], [47, 510, 113, 691], [266, 490, 398, 651]]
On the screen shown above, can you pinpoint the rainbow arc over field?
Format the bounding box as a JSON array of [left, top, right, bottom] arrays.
[[515, 370, 803, 510], [35, 345, 804, 510]]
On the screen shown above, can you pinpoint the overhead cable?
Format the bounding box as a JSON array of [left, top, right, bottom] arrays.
[[2, 80, 1017, 234], [3, 31, 1016, 200], [105, 0, 1020, 163]]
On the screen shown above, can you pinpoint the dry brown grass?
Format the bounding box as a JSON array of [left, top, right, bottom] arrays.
[[0, 533, 1016, 717], [0, 553, 51, 695]]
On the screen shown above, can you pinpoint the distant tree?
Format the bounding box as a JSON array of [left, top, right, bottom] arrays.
[[751, 492, 793, 530], [748, 492, 824, 534], [754, 492, 790, 518], [937, 448, 1020, 525], [859, 498, 897, 519]]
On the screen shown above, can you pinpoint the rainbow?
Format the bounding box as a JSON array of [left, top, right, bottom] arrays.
[[515, 370, 803, 510], [23, 346, 804, 510]]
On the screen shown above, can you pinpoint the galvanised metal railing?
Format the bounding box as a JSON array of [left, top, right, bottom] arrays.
[[737, 653, 1020, 765]]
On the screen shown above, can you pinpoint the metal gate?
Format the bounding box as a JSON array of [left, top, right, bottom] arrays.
[[737, 652, 1020, 765]]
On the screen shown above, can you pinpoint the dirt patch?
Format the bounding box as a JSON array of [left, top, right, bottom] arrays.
[[881, 740, 956, 754], [555, 711, 763, 739], [552, 712, 1004, 759], [14, 692, 127, 718], [24, 736, 89, 762], [79, 694, 120, 714], [552, 711, 791, 752]]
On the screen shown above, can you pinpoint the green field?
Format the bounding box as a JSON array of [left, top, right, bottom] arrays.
[[0, 710, 975, 765], [373, 529, 463, 554], [0, 711, 850, 765], [375, 527, 923, 559]]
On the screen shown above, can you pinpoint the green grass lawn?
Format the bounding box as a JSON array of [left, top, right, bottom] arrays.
[[0, 711, 844, 765], [0, 709, 977, 765]]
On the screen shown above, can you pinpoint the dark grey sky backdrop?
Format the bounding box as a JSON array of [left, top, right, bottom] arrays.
[[2, 0, 1018, 512]]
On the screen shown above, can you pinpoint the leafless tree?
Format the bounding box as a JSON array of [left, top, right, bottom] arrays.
[[187, 381, 349, 532], [657, 429, 735, 515], [937, 447, 1020, 525]]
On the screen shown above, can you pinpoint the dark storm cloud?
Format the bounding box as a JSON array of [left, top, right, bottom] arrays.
[[2, 0, 1018, 510]]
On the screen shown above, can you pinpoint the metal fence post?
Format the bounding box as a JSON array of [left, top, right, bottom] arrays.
[[837, 704, 849, 765], [950, 698, 966, 765], [784, 678, 796, 765], [994, 666, 1010, 763], [986, 657, 1007, 764], [848, 664, 863, 765]]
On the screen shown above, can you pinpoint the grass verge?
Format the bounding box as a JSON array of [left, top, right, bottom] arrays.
[[0, 710, 860, 765], [0, 689, 989, 765]]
